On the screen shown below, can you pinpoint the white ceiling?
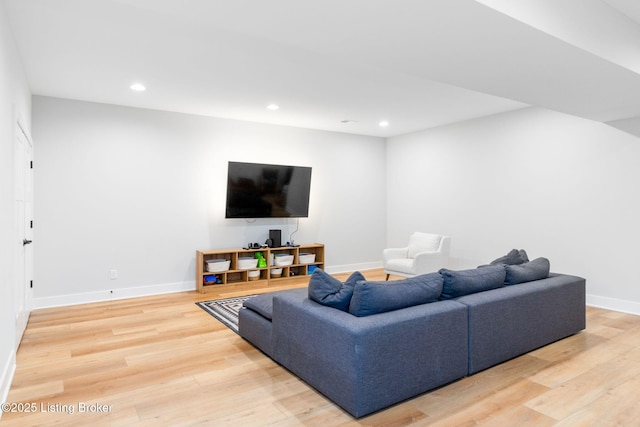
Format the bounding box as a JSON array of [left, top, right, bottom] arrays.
[[5, 0, 640, 138]]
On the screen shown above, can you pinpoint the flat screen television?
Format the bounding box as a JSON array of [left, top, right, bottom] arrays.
[[225, 161, 312, 218]]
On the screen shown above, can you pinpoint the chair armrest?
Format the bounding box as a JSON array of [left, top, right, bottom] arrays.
[[412, 251, 448, 272], [438, 236, 451, 255], [383, 247, 408, 262]]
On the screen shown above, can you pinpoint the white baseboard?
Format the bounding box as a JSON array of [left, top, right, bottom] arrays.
[[586, 294, 640, 316], [31, 274, 640, 316], [34, 281, 196, 309], [0, 351, 16, 414], [31, 264, 383, 310]]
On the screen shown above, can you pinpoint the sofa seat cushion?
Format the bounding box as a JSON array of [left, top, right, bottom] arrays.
[[439, 265, 506, 300], [243, 288, 308, 320], [505, 257, 550, 285], [308, 269, 366, 311], [348, 272, 443, 317], [243, 294, 275, 320]]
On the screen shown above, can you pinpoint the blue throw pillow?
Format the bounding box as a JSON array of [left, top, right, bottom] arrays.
[[348, 273, 443, 317], [308, 269, 365, 311], [439, 265, 506, 300], [505, 257, 550, 285]]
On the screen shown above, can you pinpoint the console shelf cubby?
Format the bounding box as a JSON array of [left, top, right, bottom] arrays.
[[196, 243, 324, 293]]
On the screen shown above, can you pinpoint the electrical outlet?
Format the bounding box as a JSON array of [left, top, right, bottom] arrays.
[[110, 269, 118, 280]]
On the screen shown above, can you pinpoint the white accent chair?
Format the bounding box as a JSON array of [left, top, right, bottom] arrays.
[[383, 232, 450, 280]]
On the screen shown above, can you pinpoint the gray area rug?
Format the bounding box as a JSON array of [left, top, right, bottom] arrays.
[[196, 295, 256, 334]]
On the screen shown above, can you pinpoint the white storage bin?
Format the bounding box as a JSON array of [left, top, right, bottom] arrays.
[[270, 268, 283, 278], [274, 254, 294, 266], [206, 259, 230, 272], [298, 253, 316, 264], [238, 257, 258, 270], [248, 270, 261, 281]]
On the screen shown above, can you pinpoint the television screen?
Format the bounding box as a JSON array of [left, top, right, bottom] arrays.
[[225, 161, 312, 218]]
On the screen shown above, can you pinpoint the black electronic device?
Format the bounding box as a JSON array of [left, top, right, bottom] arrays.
[[225, 161, 312, 219], [269, 229, 282, 248]]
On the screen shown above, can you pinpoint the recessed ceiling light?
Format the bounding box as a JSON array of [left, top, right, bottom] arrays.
[[379, 120, 389, 127], [130, 83, 146, 91], [267, 104, 279, 111]]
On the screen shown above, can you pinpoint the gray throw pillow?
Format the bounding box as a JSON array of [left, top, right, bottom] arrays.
[[490, 249, 529, 266], [348, 273, 443, 317], [505, 257, 550, 285], [439, 265, 506, 300], [308, 269, 365, 311]]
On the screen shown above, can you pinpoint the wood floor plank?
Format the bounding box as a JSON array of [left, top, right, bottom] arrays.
[[525, 354, 640, 420], [411, 354, 551, 421], [4, 380, 64, 403], [552, 371, 640, 426], [421, 379, 555, 427], [528, 330, 607, 362], [4, 268, 640, 426], [527, 333, 635, 388]]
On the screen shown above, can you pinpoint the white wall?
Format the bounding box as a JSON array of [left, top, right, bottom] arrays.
[[387, 107, 640, 313], [0, 0, 31, 407], [32, 96, 386, 307]]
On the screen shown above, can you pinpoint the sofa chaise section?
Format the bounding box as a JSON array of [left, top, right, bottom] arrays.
[[271, 290, 469, 418], [238, 288, 307, 357]]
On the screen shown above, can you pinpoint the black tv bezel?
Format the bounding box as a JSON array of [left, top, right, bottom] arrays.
[[224, 161, 312, 219]]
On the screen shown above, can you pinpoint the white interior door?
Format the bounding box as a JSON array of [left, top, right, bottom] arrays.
[[14, 122, 33, 346]]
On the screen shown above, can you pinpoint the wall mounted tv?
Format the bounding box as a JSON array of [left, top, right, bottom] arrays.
[[225, 161, 312, 219]]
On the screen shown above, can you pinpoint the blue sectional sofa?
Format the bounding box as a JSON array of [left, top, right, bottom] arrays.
[[238, 259, 585, 418]]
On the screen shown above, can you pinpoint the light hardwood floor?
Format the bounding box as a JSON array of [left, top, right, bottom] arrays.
[[3, 269, 640, 426]]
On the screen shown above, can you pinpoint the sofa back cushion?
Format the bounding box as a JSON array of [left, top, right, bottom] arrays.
[[439, 265, 506, 300], [348, 273, 443, 317], [308, 269, 365, 311], [505, 257, 550, 285]]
